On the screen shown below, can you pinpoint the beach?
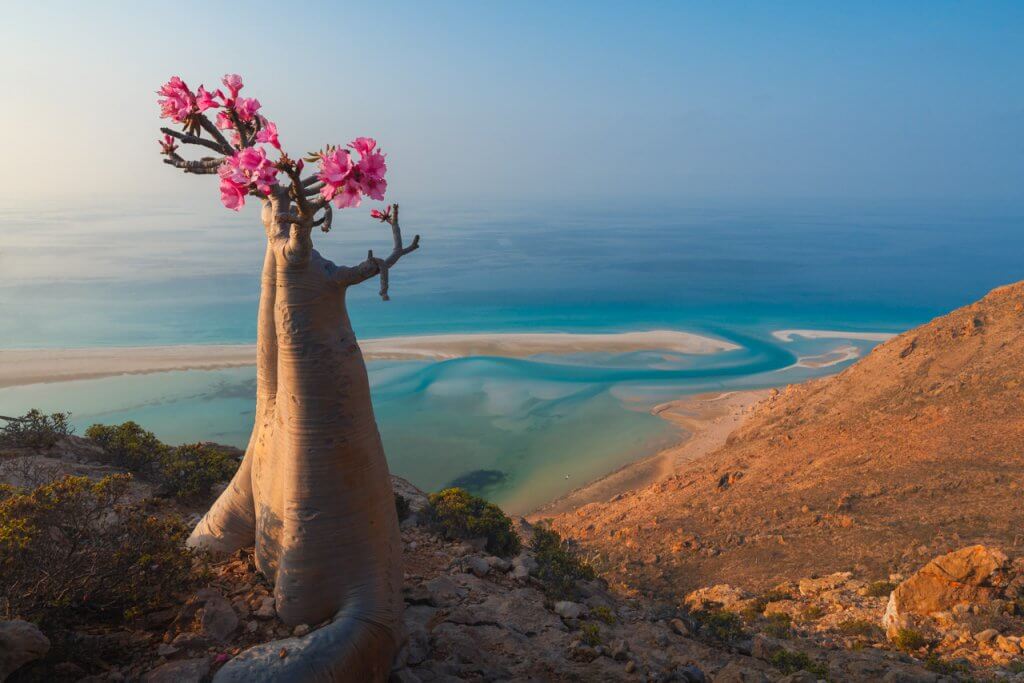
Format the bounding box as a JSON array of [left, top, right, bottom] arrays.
[[0, 330, 738, 389], [530, 389, 768, 518]]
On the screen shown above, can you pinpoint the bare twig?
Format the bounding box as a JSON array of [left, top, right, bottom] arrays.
[[331, 204, 420, 299], [163, 155, 224, 174], [160, 127, 230, 155]]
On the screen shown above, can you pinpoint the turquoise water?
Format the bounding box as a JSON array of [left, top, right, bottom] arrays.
[[1, 200, 1021, 511]]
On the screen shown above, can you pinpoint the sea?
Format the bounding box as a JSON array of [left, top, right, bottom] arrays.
[[1, 198, 1021, 512]]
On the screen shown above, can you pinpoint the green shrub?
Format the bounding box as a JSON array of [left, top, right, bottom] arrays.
[[892, 628, 927, 651], [763, 612, 793, 638], [86, 422, 237, 499], [837, 618, 882, 639], [530, 524, 597, 600], [427, 487, 521, 556], [591, 605, 616, 625], [157, 443, 238, 499], [0, 410, 73, 449], [86, 421, 167, 473], [924, 653, 970, 675], [864, 580, 897, 598], [580, 622, 602, 646], [0, 474, 196, 626], [799, 604, 825, 621], [696, 609, 745, 641], [769, 649, 829, 678]]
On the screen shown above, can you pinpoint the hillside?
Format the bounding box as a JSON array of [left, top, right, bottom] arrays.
[[549, 281, 1024, 597]]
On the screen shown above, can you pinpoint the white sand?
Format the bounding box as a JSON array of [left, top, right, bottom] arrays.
[[0, 330, 738, 389], [772, 329, 897, 343]]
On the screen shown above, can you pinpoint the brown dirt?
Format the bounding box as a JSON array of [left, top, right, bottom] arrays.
[[549, 281, 1024, 600]]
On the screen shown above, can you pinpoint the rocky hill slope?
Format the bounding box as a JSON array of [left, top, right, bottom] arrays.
[[549, 281, 1024, 597]]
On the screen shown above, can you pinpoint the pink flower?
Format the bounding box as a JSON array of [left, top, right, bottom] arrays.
[[318, 148, 352, 186], [357, 151, 386, 180], [222, 74, 244, 98], [349, 137, 377, 157], [332, 179, 363, 209], [234, 97, 261, 121], [370, 207, 392, 222], [217, 147, 279, 210], [360, 175, 387, 201], [157, 76, 196, 122], [255, 119, 280, 149], [215, 110, 235, 130], [159, 134, 179, 155], [195, 85, 222, 112]]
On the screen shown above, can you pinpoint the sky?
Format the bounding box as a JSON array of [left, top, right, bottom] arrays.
[[1, 1, 1022, 208]]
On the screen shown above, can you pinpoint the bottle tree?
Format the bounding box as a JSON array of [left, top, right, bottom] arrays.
[[157, 74, 418, 681]]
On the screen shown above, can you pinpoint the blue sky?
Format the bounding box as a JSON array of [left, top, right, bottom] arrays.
[[1, 1, 1022, 206]]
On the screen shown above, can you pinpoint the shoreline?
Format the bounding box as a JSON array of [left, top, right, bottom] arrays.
[[0, 330, 739, 389], [528, 389, 769, 519]]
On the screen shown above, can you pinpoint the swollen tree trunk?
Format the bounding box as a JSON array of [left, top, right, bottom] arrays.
[[189, 196, 403, 682]]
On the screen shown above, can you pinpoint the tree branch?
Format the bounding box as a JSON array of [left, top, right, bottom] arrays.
[[312, 203, 333, 232], [160, 127, 231, 155], [163, 154, 224, 174], [331, 204, 420, 299], [195, 114, 232, 151]]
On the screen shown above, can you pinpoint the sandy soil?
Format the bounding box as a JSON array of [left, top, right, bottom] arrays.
[[0, 330, 738, 388]]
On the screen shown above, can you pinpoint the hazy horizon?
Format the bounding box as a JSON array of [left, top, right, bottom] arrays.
[[2, 1, 1023, 209]]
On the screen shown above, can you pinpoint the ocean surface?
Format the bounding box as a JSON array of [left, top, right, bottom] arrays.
[[1, 199, 1022, 512]]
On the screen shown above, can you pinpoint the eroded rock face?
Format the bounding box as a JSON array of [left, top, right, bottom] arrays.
[[883, 545, 1009, 638], [0, 620, 50, 680]]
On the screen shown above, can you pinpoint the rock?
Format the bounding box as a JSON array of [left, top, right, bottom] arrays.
[[751, 634, 782, 661], [156, 643, 179, 657], [975, 628, 1000, 643], [777, 673, 818, 683], [141, 657, 211, 683], [679, 664, 707, 682], [883, 545, 1008, 638], [292, 624, 310, 637], [171, 632, 212, 650], [0, 620, 50, 680], [684, 584, 749, 611], [200, 592, 239, 641], [424, 575, 466, 606], [486, 555, 511, 572], [669, 618, 690, 636], [467, 556, 491, 577], [625, 660, 637, 673], [254, 596, 276, 620], [611, 639, 630, 661], [798, 572, 852, 595], [996, 634, 1021, 654], [713, 661, 771, 682], [554, 601, 584, 619], [568, 643, 598, 662]]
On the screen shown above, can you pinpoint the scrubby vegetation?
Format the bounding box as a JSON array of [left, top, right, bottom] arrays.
[[694, 609, 745, 642], [426, 487, 521, 556], [0, 474, 196, 627], [85, 421, 238, 499], [762, 612, 793, 638], [863, 580, 897, 598], [579, 622, 602, 646], [530, 524, 597, 600], [837, 618, 883, 638], [892, 627, 928, 652], [769, 649, 829, 678], [591, 604, 616, 625], [0, 410, 73, 449]]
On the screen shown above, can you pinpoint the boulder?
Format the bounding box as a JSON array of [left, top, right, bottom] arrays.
[[712, 661, 771, 682], [684, 584, 749, 612], [200, 592, 239, 641], [883, 545, 1008, 638], [142, 657, 211, 683], [0, 620, 50, 680], [554, 601, 583, 619]]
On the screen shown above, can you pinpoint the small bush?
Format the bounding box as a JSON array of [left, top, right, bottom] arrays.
[[892, 628, 927, 651], [591, 605, 616, 625], [427, 487, 520, 556], [763, 612, 793, 638], [769, 649, 829, 678], [924, 653, 971, 675], [799, 604, 825, 621], [837, 618, 882, 639], [531, 524, 597, 600], [579, 622, 602, 646], [157, 443, 238, 499], [86, 421, 167, 473], [864, 580, 897, 598], [0, 474, 196, 626], [697, 609, 745, 641], [86, 422, 237, 499], [0, 410, 73, 449]]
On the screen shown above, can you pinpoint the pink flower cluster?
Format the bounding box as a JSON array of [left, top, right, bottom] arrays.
[[158, 74, 280, 149], [317, 138, 388, 209], [218, 147, 279, 211]]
